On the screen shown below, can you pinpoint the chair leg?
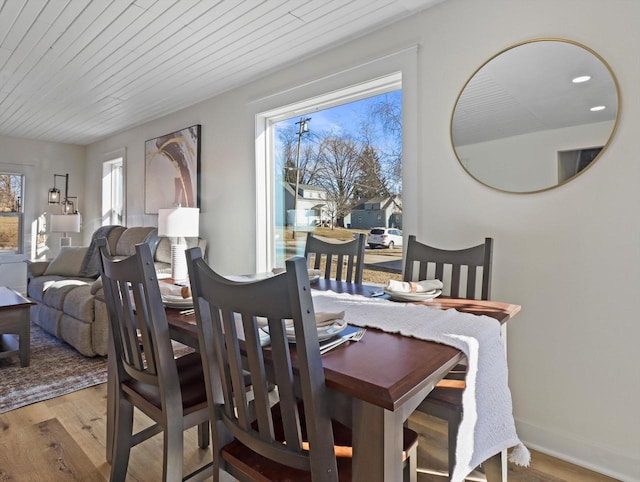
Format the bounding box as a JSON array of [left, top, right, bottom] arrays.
[[403, 442, 417, 482], [110, 398, 134, 482], [163, 425, 184, 481], [197, 421, 210, 449]]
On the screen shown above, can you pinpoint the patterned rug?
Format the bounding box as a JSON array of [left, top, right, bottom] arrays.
[[0, 322, 108, 413]]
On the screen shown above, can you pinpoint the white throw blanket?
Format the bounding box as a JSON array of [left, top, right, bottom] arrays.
[[312, 290, 530, 481]]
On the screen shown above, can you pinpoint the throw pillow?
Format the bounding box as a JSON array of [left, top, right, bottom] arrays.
[[43, 246, 89, 277]]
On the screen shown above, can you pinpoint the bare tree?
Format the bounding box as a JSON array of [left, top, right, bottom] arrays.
[[367, 92, 402, 194], [278, 128, 321, 185], [315, 136, 363, 227], [0, 175, 20, 212]]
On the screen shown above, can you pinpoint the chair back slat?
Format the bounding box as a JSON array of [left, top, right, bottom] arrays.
[[466, 265, 478, 299], [111, 278, 144, 371], [238, 311, 275, 440], [450, 264, 462, 298], [187, 250, 339, 479], [304, 232, 365, 284], [404, 235, 493, 300], [267, 315, 303, 451]]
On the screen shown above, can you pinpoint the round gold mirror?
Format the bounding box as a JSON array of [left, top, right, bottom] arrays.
[[451, 39, 620, 193]]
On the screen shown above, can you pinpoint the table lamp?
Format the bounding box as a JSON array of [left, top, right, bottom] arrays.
[[158, 207, 200, 280], [50, 213, 81, 247]]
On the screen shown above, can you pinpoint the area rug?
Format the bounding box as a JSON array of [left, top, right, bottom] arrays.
[[0, 322, 196, 414], [0, 322, 108, 413]]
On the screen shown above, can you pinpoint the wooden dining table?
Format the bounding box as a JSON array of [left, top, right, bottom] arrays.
[[162, 278, 521, 481]]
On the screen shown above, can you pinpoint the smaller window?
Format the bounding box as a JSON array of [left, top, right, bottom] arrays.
[[0, 173, 24, 254], [103, 156, 125, 226]]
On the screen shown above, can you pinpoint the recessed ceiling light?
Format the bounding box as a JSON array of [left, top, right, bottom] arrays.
[[573, 75, 591, 83], [590, 105, 606, 112]]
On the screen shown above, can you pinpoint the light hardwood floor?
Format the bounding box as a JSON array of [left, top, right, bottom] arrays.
[[0, 383, 620, 481]]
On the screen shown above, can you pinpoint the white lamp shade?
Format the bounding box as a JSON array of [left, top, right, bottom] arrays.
[[158, 207, 199, 237], [50, 214, 81, 233]]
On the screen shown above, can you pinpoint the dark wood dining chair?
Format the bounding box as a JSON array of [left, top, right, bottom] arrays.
[[304, 232, 366, 284], [404, 235, 493, 300], [96, 239, 212, 482], [186, 250, 418, 481], [404, 235, 499, 480]]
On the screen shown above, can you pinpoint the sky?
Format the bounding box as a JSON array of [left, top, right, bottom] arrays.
[[275, 89, 401, 152]]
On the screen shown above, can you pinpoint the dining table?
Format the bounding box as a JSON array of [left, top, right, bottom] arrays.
[[104, 276, 521, 480], [160, 278, 521, 482]]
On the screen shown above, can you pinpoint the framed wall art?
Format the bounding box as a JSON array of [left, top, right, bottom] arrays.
[[144, 124, 201, 214]]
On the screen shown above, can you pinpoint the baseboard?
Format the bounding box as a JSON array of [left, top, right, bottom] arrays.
[[516, 418, 639, 482]]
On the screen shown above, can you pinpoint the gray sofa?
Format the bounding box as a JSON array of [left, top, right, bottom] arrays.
[[26, 226, 168, 357]]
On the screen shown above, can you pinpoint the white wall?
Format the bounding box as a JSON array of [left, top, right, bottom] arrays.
[[85, 0, 640, 479], [0, 135, 85, 293]]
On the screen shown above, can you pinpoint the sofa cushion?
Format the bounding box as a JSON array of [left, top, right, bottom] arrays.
[[42, 279, 92, 310], [62, 284, 95, 323], [43, 247, 89, 277], [27, 275, 64, 302], [115, 226, 157, 256]]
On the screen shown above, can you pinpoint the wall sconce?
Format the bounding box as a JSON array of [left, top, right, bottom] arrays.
[[48, 173, 78, 213], [48, 173, 80, 247], [48, 173, 68, 204], [63, 196, 77, 214]]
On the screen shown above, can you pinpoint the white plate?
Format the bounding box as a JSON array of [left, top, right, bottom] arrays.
[[290, 319, 347, 341], [383, 289, 442, 302], [162, 294, 193, 309], [262, 319, 348, 342]]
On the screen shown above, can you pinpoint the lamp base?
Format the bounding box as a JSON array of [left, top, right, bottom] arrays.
[[60, 237, 72, 247], [171, 243, 188, 281]]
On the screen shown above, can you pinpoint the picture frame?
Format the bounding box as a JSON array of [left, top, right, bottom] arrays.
[[144, 124, 201, 214]]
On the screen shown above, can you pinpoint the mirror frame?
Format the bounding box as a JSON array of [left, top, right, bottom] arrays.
[[450, 38, 621, 194]]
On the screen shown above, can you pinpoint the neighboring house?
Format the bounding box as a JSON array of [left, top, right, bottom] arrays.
[[283, 182, 329, 228], [346, 195, 402, 230]]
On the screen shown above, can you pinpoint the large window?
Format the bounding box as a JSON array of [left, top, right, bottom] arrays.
[[0, 173, 24, 254], [273, 91, 403, 271], [257, 73, 403, 281]]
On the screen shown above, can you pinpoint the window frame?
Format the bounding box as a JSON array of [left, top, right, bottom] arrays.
[[254, 46, 418, 273]]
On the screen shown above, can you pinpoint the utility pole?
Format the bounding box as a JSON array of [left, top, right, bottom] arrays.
[[292, 117, 310, 239]]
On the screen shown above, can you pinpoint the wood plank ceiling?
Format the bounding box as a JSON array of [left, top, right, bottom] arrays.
[[0, 0, 443, 146]]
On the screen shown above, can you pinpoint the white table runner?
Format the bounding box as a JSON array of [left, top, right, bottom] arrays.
[[312, 290, 530, 481]]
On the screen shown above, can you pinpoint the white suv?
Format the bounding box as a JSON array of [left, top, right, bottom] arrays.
[[367, 227, 403, 249]]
